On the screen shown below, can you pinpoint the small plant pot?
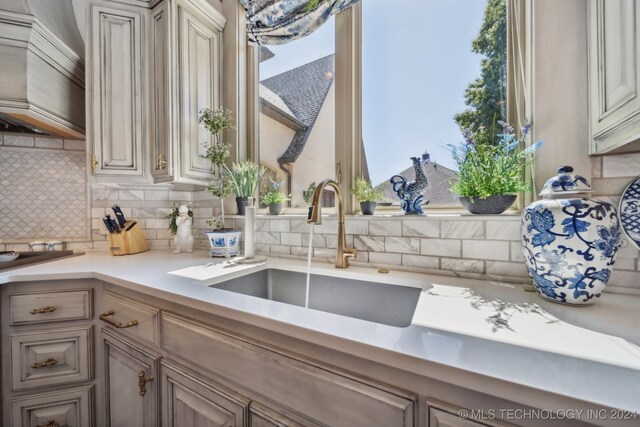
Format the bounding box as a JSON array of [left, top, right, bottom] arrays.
[[268, 202, 283, 215], [235, 197, 249, 215], [360, 201, 377, 215], [459, 195, 516, 215], [205, 229, 242, 257]]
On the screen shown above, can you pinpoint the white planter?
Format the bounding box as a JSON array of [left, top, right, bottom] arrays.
[[205, 229, 242, 258]]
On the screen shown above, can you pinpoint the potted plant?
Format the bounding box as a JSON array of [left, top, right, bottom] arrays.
[[224, 160, 265, 215], [352, 177, 383, 215], [199, 107, 242, 257], [447, 121, 543, 214], [261, 178, 289, 215]]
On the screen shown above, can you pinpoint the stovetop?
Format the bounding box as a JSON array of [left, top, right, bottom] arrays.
[[0, 251, 81, 272]]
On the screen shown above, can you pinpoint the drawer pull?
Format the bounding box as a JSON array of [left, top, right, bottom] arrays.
[[37, 421, 60, 427], [99, 310, 139, 329], [30, 305, 57, 315], [138, 370, 154, 396], [31, 357, 58, 369]]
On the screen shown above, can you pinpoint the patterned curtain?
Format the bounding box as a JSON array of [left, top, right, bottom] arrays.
[[239, 0, 360, 45]]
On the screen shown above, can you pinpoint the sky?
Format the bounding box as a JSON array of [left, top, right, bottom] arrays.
[[260, 0, 488, 186]]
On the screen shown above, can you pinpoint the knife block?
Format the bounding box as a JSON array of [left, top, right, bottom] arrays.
[[108, 221, 149, 256]]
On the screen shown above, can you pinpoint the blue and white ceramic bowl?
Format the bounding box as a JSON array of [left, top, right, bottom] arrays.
[[522, 166, 620, 305]]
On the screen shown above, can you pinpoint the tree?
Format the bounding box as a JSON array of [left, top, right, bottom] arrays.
[[454, 0, 507, 134]]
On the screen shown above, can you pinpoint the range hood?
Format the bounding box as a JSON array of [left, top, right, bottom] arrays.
[[0, 0, 85, 139]]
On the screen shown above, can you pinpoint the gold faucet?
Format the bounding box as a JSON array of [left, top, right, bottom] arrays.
[[307, 179, 357, 268]]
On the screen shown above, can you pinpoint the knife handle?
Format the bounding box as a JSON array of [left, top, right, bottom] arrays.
[[103, 218, 114, 233], [110, 218, 121, 233], [112, 205, 126, 228]]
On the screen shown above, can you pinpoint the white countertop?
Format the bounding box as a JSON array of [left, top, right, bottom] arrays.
[[1, 250, 639, 413]]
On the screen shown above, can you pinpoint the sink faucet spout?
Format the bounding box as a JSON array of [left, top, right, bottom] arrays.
[[307, 179, 356, 268]]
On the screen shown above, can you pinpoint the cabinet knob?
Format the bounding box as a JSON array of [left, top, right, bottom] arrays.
[[91, 154, 99, 172], [157, 154, 167, 169], [138, 370, 154, 396]]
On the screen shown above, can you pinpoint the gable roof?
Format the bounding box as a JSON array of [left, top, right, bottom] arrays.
[[375, 161, 459, 206], [260, 54, 335, 164]]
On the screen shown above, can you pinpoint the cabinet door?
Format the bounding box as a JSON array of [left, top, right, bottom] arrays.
[[11, 385, 93, 427], [161, 361, 248, 427], [151, 0, 174, 182], [103, 330, 159, 427], [249, 401, 307, 427], [589, 0, 640, 153], [177, 4, 222, 184], [88, 2, 147, 179]]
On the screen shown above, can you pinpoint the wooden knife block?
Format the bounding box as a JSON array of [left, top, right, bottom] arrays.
[[108, 221, 149, 256]]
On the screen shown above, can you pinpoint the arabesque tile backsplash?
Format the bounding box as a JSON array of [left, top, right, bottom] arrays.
[[0, 131, 638, 296]]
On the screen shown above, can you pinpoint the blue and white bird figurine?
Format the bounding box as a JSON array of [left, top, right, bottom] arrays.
[[390, 153, 429, 215]]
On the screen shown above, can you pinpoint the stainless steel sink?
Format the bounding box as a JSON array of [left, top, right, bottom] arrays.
[[210, 269, 421, 327]]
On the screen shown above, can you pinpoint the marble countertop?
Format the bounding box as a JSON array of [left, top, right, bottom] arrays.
[[1, 250, 639, 413]]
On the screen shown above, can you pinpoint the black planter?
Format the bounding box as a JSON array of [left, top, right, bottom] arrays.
[[236, 197, 249, 215], [268, 202, 283, 215], [360, 201, 377, 215], [459, 195, 516, 215]]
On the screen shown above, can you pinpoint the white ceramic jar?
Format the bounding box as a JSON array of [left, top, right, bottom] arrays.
[[521, 166, 620, 305]]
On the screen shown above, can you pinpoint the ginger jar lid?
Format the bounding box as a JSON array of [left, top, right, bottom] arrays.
[[539, 166, 592, 198]]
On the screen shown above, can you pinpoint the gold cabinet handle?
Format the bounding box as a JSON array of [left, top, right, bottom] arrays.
[[138, 370, 154, 396], [32, 357, 58, 369], [37, 421, 60, 427], [30, 305, 57, 315], [91, 154, 99, 172], [99, 310, 139, 329]]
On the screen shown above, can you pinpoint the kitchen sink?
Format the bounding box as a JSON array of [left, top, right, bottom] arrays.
[[210, 269, 422, 327]]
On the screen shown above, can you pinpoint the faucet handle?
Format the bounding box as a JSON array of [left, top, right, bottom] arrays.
[[343, 248, 357, 259]]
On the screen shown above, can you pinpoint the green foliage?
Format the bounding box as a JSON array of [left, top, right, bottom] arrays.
[[448, 122, 542, 199], [199, 108, 234, 168], [302, 182, 317, 206], [207, 176, 233, 199], [454, 0, 507, 132], [224, 161, 266, 198], [168, 207, 193, 235], [260, 179, 289, 205], [351, 177, 383, 202], [206, 217, 225, 230]]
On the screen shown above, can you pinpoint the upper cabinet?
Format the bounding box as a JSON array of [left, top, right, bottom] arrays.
[[87, 0, 226, 186], [589, 0, 640, 153]]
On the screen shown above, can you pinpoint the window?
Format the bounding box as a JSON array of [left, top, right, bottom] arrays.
[[258, 17, 336, 208], [362, 0, 507, 208], [252, 0, 510, 212]]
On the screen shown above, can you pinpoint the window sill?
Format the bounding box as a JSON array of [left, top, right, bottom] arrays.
[[225, 210, 521, 221]]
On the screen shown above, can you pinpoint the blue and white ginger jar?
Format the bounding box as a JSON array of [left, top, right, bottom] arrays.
[[521, 166, 620, 305]]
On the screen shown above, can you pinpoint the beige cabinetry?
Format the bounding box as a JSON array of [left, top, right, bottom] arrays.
[[87, 1, 149, 181], [87, 0, 225, 186], [589, 0, 640, 153], [1, 281, 97, 427], [102, 329, 159, 427], [150, 0, 225, 185]]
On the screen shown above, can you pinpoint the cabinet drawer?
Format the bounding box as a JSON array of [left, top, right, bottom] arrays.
[[162, 313, 414, 427], [11, 327, 92, 391], [100, 291, 159, 344], [11, 385, 93, 427], [10, 290, 92, 325]]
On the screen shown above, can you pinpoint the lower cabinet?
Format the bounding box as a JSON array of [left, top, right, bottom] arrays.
[[11, 385, 93, 427], [248, 402, 306, 427], [161, 361, 249, 427], [102, 329, 159, 427]]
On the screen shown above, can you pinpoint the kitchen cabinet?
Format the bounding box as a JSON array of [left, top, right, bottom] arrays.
[[87, 0, 226, 186], [150, 0, 225, 185], [589, 0, 640, 153], [87, 1, 149, 181], [1, 280, 97, 427], [161, 360, 249, 427], [102, 329, 159, 427]]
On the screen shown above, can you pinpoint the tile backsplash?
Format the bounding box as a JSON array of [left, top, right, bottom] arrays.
[[0, 133, 89, 242], [1, 129, 638, 297]]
